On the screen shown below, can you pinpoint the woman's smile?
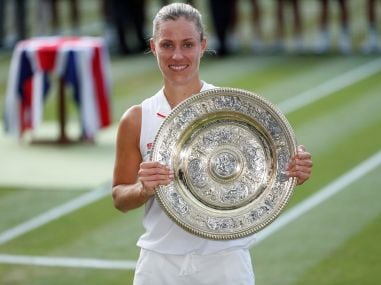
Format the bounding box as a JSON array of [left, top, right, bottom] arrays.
[[168, 64, 189, 72]]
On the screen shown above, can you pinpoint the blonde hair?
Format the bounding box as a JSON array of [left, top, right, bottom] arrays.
[[152, 3, 205, 41]]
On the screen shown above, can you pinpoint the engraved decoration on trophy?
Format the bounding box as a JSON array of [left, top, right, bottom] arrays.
[[151, 88, 297, 240]]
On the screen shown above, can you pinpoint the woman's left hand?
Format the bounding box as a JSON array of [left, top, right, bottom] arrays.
[[287, 145, 313, 185]]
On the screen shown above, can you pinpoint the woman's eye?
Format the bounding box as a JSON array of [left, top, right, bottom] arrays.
[[183, 42, 194, 48], [161, 42, 172, 49]]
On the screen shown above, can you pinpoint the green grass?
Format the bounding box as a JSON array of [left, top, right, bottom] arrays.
[[253, 165, 381, 285], [0, 198, 142, 258], [0, 264, 135, 285], [294, 214, 381, 285], [0, 187, 83, 232]]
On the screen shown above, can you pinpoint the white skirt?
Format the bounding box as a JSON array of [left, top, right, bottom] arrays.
[[133, 248, 255, 285]]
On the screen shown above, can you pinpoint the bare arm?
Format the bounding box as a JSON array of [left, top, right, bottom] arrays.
[[112, 105, 173, 213]]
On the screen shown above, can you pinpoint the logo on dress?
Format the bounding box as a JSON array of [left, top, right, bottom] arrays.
[[146, 142, 153, 157], [156, 112, 166, 118]]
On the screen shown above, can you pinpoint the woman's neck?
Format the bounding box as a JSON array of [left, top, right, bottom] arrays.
[[163, 79, 203, 109]]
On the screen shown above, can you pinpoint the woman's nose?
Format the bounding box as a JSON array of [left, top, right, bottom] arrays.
[[172, 47, 184, 60]]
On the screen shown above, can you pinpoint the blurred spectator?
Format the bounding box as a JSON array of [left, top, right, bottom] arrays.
[[250, 0, 264, 53], [273, 0, 303, 53], [316, 0, 351, 54], [100, 0, 115, 48], [0, 0, 27, 48], [106, 0, 148, 55], [362, 0, 380, 53], [51, 0, 80, 35], [35, 0, 52, 36], [209, 0, 238, 56], [36, 0, 81, 36], [0, 0, 4, 47]]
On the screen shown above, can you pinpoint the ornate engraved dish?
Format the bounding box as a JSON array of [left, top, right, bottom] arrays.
[[151, 88, 297, 240]]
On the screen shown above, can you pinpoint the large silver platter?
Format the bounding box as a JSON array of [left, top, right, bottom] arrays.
[[151, 88, 297, 240]]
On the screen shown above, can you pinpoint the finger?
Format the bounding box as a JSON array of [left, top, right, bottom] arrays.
[[288, 164, 312, 174], [286, 159, 299, 171], [296, 152, 312, 161], [287, 164, 312, 177], [140, 173, 173, 182], [295, 145, 312, 157], [297, 145, 306, 151], [141, 178, 172, 188], [296, 171, 311, 185], [289, 167, 312, 182], [288, 155, 313, 169], [140, 161, 169, 170], [294, 159, 313, 168], [138, 166, 172, 177], [141, 177, 173, 195]]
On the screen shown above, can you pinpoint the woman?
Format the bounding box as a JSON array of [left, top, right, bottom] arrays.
[[112, 3, 312, 284]]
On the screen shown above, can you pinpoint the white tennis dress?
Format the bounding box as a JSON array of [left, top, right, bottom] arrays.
[[134, 81, 256, 285]]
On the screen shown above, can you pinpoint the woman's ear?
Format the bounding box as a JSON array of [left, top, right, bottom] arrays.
[[201, 37, 207, 56], [150, 38, 156, 56]]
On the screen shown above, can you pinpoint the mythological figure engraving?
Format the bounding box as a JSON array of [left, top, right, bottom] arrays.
[[211, 151, 238, 178]]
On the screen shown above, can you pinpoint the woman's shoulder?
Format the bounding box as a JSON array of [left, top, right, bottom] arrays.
[[119, 104, 142, 128], [114, 104, 142, 149], [119, 88, 164, 126]]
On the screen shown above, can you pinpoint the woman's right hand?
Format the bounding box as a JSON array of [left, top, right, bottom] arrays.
[[138, 161, 174, 197]]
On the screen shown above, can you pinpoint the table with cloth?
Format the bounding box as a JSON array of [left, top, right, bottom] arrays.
[[4, 36, 112, 143]]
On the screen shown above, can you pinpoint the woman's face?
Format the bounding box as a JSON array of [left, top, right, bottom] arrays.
[[150, 17, 206, 86]]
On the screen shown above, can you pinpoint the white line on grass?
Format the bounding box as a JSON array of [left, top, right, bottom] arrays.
[[254, 149, 381, 244], [0, 254, 136, 270], [279, 58, 381, 114], [0, 150, 380, 270], [0, 181, 110, 245]]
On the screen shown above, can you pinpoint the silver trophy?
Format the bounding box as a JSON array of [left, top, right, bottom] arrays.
[[151, 88, 297, 240]]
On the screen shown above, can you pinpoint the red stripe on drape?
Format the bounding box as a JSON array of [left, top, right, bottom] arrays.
[[91, 46, 111, 127]]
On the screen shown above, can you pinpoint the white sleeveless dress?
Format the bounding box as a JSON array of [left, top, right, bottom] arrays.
[[138, 81, 256, 255], [134, 82, 256, 284]]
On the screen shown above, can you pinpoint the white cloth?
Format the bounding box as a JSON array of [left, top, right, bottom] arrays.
[[4, 37, 111, 139], [137, 81, 257, 255], [133, 248, 255, 285]]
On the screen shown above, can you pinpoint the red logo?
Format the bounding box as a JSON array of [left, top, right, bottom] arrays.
[[156, 112, 166, 118]]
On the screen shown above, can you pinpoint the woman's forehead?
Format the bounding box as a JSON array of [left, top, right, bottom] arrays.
[[156, 18, 200, 39]]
